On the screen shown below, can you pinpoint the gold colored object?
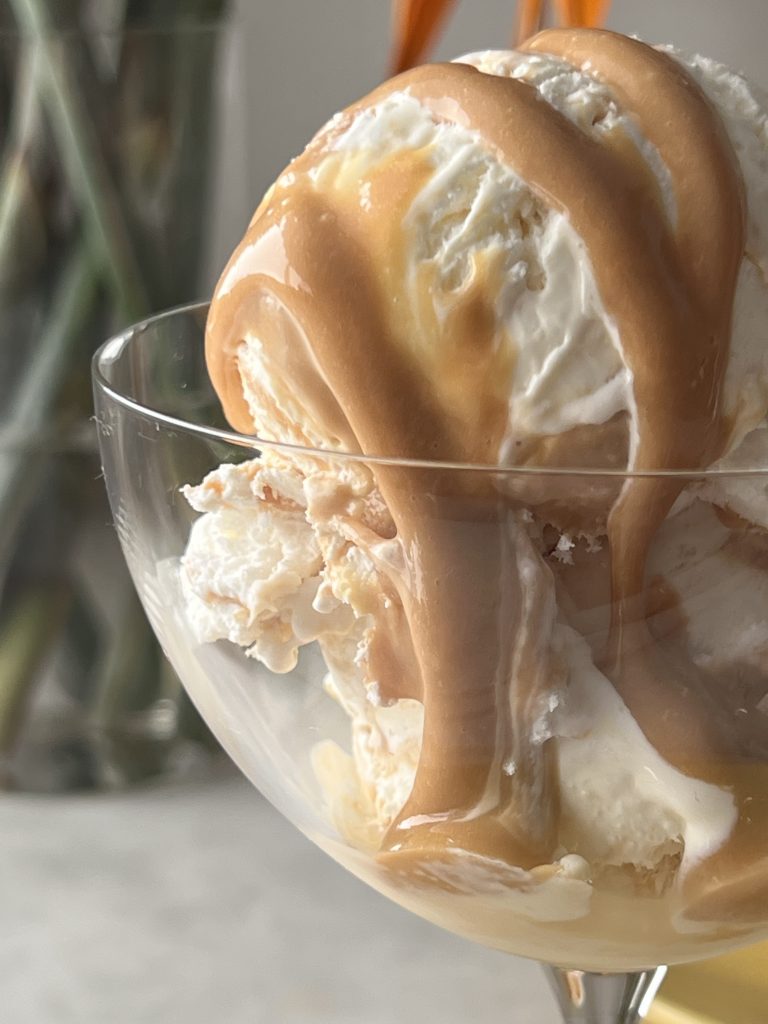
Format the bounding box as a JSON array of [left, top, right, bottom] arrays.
[[648, 943, 768, 1024]]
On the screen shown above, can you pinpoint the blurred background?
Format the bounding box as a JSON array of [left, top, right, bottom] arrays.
[[1, 1, 767, 1022]]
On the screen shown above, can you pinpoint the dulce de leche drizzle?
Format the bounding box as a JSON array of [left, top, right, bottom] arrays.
[[527, 32, 768, 921], [206, 30, 766, 913]]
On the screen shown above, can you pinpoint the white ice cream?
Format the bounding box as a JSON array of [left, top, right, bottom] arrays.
[[182, 43, 768, 908], [271, 44, 768, 460], [182, 453, 746, 890]]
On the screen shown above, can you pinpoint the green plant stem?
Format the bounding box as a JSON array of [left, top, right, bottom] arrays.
[[116, 0, 229, 307], [0, 242, 97, 589], [0, 43, 46, 294], [0, 5, 228, 781], [165, 20, 223, 301], [9, 0, 149, 321], [124, 0, 228, 27], [0, 585, 69, 760], [89, 587, 159, 732]]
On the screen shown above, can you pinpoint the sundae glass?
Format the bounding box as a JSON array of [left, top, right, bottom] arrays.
[[93, 17, 768, 1024]]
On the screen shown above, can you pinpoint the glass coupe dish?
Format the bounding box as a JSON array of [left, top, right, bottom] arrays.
[[93, 304, 768, 1023]]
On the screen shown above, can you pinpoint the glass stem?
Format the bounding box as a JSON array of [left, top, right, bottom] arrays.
[[544, 965, 668, 1024]]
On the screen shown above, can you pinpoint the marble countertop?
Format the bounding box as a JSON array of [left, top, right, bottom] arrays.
[[1, 773, 559, 1024]]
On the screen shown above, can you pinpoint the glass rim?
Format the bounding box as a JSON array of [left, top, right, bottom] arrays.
[[93, 301, 768, 480]]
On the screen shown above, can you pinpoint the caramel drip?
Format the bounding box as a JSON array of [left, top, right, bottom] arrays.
[[210, 158, 559, 867], [366, 582, 423, 705], [206, 31, 761, 913], [520, 28, 746, 765], [526, 32, 767, 921]]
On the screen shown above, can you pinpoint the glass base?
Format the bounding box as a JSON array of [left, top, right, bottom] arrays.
[[545, 966, 668, 1024]]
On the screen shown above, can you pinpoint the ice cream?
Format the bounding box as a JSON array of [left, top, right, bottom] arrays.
[[181, 29, 768, 966]]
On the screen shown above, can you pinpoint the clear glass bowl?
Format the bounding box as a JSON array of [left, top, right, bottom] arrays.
[[93, 303, 768, 979]]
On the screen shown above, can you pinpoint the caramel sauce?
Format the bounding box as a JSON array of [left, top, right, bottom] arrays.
[[524, 30, 767, 923], [205, 30, 768, 924]]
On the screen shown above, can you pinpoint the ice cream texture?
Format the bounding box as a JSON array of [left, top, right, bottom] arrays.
[[182, 28, 768, 957]]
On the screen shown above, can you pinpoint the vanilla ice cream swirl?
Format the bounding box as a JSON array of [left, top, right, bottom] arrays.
[[204, 30, 768, 922]]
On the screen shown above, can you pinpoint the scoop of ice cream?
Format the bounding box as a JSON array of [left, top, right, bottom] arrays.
[[187, 28, 768, 944], [182, 458, 741, 881], [209, 36, 768, 472]]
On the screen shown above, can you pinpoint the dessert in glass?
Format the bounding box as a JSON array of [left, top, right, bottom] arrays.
[[93, 20, 768, 1024]]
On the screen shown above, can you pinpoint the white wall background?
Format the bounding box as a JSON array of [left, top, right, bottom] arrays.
[[207, 0, 768, 288]]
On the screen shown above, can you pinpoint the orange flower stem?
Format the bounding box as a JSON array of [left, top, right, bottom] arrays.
[[390, 0, 457, 74], [515, 0, 546, 44]]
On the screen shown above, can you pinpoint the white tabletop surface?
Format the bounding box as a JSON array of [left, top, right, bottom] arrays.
[[1, 772, 560, 1024]]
